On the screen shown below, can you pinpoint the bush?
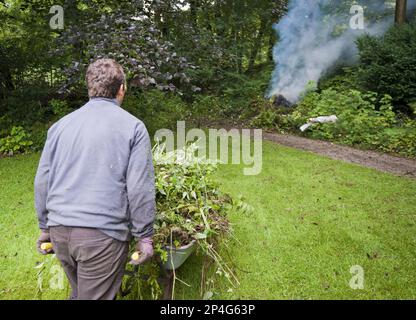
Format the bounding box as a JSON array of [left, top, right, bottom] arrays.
[[0, 114, 13, 137], [296, 89, 395, 142], [49, 99, 71, 119], [0, 86, 50, 127], [0, 126, 33, 156], [319, 66, 362, 92], [376, 122, 416, 157], [29, 122, 51, 152], [356, 21, 416, 109], [285, 88, 416, 157], [190, 95, 223, 117], [250, 109, 281, 130], [123, 90, 188, 136]]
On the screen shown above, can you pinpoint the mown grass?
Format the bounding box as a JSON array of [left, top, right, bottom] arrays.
[[1, 141, 415, 300]]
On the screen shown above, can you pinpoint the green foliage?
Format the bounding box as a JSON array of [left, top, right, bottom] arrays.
[[49, 99, 71, 119], [1, 0, 284, 140], [250, 109, 281, 130], [0, 114, 13, 137], [190, 65, 274, 123], [285, 88, 416, 157], [152, 143, 233, 248], [168, 0, 287, 85], [0, 126, 33, 156], [319, 66, 362, 92], [29, 122, 50, 152], [190, 95, 224, 124], [375, 121, 416, 157], [123, 90, 188, 136], [1, 86, 50, 127], [0, 98, 71, 155], [122, 143, 242, 299], [356, 21, 416, 108]]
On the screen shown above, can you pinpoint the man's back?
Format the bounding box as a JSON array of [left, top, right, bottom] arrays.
[[34, 58, 155, 300], [36, 97, 155, 241]]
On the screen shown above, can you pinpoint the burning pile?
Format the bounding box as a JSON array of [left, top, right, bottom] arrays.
[[272, 94, 293, 108]]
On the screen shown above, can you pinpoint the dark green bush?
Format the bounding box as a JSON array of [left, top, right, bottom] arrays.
[[123, 90, 188, 137], [29, 121, 50, 152], [1, 86, 51, 127], [356, 21, 416, 109], [319, 66, 362, 92], [49, 99, 71, 119]]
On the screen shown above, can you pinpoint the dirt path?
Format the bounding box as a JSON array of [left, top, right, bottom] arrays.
[[262, 132, 416, 179], [204, 121, 416, 178]]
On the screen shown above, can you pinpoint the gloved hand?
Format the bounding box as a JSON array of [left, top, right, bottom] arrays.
[[36, 229, 54, 255], [129, 237, 154, 265]]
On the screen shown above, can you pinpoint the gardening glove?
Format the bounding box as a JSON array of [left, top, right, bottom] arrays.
[[36, 229, 54, 255], [129, 237, 154, 265]]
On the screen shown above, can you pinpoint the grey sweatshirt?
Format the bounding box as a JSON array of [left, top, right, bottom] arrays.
[[34, 97, 155, 241]]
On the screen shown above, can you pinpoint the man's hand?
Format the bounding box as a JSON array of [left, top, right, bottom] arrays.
[[36, 229, 54, 255], [129, 237, 154, 265]]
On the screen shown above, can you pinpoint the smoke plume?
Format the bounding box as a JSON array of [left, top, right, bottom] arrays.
[[267, 0, 408, 102]]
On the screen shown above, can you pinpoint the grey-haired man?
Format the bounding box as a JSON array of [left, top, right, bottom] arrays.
[[34, 59, 155, 300]]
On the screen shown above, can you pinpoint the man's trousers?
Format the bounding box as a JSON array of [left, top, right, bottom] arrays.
[[50, 226, 128, 300]]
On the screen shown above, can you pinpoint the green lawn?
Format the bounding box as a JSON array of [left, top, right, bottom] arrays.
[[1, 141, 415, 299]]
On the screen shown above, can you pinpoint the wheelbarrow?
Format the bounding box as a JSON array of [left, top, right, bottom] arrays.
[[120, 240, 197, 300]]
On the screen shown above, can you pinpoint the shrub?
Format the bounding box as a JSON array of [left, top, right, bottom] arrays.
[[123, 90, 188, 136], [356, 21, 416, 109], [0, 86, 50, 127], [284, 88, 416, 157], [296, 89, 396, 144], [376, 122, 416, 158], [29, 122, 50, 152], [250, 109, 281, 130], [189, 95, 228, 126], [0, 126, 33, 156], [319, 66, 362, 92], [190, 95, 223, 117], [0, 115, 13, 137], [49, 99, 71, 119]]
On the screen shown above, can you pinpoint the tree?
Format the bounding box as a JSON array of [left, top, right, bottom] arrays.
[[395, 0, 407, 24], [53, 0, 197, 95], [357, 20, 416, 109]]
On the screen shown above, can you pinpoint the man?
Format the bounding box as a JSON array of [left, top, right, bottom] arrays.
[[34, 58, 155, 300]]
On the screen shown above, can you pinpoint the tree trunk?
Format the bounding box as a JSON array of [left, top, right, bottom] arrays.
[[395, 0, 407, 24]]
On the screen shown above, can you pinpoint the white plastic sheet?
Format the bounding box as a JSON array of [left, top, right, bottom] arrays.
[[300, 115, 338, 132]]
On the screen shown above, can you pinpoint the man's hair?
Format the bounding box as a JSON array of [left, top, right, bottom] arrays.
[[86, 58, 126, 99]]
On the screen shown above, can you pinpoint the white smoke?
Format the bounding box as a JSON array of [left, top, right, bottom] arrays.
[[267, 0, 401, 102]]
